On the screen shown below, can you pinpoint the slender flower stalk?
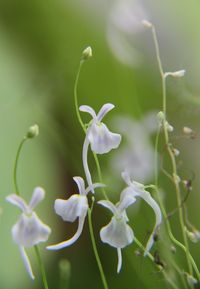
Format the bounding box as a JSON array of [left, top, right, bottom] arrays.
[[88, 202, 109, 289], [144, 21, 198, 283], [13, 137, 27, 196], [10, 126, 50, 289], [72, 47, 110, 289]]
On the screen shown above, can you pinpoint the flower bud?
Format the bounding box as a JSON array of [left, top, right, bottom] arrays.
[[82, 46, 92, 60], [142, 20, 153, 28], [186, 228, 200, 243], [172, 148, 180, 157], [26, 124, 39, 139], [165, 121, 174, 132], [164, 70, 185, 78], [157, 111, 165, 126], [186, 274, 198, 286]]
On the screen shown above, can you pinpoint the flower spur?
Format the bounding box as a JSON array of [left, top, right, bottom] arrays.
[[47, 176, 105, 250]]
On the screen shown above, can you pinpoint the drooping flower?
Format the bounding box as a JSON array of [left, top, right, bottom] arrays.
[[47, 176, 105, 250], [80, 103, 121, 193], [98, 194, 135, 273], [121, 171, 162, 255], [6, 187, 51, 279]]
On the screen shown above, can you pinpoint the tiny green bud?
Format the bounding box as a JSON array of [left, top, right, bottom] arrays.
[[26, 124, 39, 139], [173, 173, 180, 184], [157, 111, 165, 124], [82, 46, 92, 60]]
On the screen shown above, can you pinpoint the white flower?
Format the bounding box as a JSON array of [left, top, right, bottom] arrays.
[[98, 195, 135, 273], [47, 177, 105, 250], [80, 103, 121, 193], [6, 187, 51, 279], [80, 103, 121, 154], [121, 171, 162, 255]]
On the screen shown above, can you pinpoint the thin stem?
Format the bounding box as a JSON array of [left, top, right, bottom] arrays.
[[87, 207, 109, 289], [150, 24, 195, 280], [73, 59, 108, 200], [134, 237, 179, 289], [34, 245, 49, 289], [13, 137, 27, 196]]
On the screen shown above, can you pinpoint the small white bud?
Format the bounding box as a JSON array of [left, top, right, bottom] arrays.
[[183, 126, 193, 134], [165, 121, 174, 132], [172, 148, 180, 157], [157, 111, 165, 125], [26, 124, 39, 139], [186, 274, 198, 286], [142, 20, 153, 28], [186, 228, 200, 243], [164, 70, 185, 78], [82, 46, 92, 60], [173, 173, 181, 184]]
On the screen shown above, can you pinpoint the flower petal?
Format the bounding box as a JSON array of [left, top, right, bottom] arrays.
[[98, 200, 117, 215], [85, 182, 106, 195], [73, 177, 86, 195], [54, 195, 88, 222], [29, 187, 45, 210], [6, 194, 28, 213], [12, 212, 51, 247], [117, 248, 122, 273], [47, 215, 86, 250], [82, 137, 95, 194], [100, 216, 134, 248], [79, 105, 96, 119], [19, 246, 35, 279], [96, 103, 115, 122], [88, 123, 121, 154], [140, 191, 162, 255], [118, 193, 136, 212]]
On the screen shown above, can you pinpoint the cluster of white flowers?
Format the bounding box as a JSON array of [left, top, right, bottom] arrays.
[[6, 103, 162, 278], [47, 103, 162, 273]]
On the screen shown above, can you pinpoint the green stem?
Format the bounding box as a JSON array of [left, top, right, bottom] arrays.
[[34, 245, 49, 289], [13, 137, 27, 196], [73, 59, 108, 200], [150, 24, 195, 281], [87, 207, 109, 289], [134, 237, 179, 289]]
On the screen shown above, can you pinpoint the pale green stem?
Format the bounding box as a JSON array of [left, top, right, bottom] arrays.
[[150, 24, 195, 281], [88, 206, 109, 289], [73, 59, 108, 200], [134, 237, 179, 289], [34, 246, 49, 289], [13, 137, 27, 195], [74, 57, 109, 288], [13, 136, 50, 289]]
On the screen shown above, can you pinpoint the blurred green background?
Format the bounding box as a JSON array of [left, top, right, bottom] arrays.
[[0, 0, 200, 288]]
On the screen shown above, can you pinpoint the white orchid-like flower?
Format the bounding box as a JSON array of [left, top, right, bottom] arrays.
[[121, 171, 162, 255], [80, 103, 121, 194], [6, 187, 51, 279], [47, 176, 105, 250], [98, 194, 135, 273]]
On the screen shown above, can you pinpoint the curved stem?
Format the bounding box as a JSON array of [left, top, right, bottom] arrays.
[[87, 206, 109, 289], [34, 245, 49, 289], [73, 59, 108, 200], [13, 137, 27, 196], [134, 237, 179, 289], [150, 24, 196, 281]]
